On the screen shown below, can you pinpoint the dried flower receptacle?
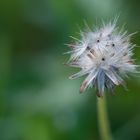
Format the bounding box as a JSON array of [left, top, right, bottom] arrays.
[[66, 20, 138, 97]]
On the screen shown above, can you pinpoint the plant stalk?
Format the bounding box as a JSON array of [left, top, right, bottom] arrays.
[[97, 96, 112, 140]]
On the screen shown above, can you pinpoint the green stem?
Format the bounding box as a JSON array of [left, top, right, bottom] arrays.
[[97, 96, 113, 140]]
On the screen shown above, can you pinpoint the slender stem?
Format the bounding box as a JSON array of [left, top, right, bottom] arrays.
[[97, 96, 113, 140]]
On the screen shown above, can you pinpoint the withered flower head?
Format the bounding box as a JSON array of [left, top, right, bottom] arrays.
[[66, 20, 138, 97]]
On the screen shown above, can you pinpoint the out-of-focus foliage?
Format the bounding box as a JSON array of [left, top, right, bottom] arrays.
[[0, 0, 140, 140]]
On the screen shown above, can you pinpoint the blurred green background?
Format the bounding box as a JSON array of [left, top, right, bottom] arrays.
[[0, 0, 140, 140]]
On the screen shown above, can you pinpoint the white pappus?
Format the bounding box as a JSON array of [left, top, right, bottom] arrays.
[[66, 20, 138, 97]]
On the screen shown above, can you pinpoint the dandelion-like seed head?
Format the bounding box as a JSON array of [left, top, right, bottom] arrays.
[[66, 20, 138, 97]]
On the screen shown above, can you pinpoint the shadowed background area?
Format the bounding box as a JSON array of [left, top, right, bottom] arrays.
[[0, 0, 140, 140]]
